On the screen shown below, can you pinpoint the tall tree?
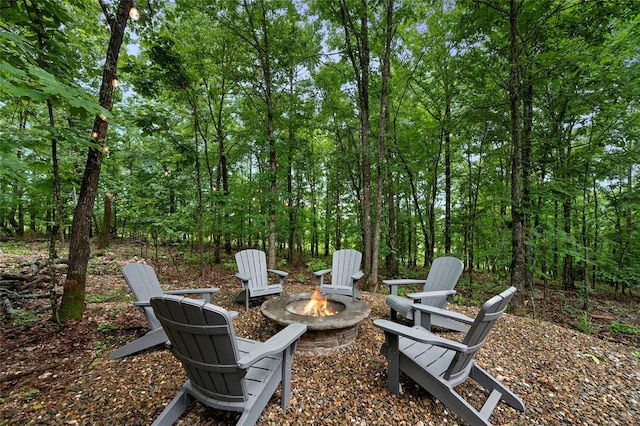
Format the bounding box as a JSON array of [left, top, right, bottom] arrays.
[[58, 0, 138, 321], [371, 0, 396, 291], [329, 0, 374, 283]]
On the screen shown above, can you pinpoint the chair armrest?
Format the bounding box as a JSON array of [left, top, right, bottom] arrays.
[[406, 289, 456, 300], [235, 273, 251, 289], [313, 268, 332, 277], [164, 288, 220, 295], [228, 311, 239, 320], [351, 271, 364, 281], [134, 300, 151, 308], [373, 319, 470, 353], [267, 269, 288, 278], [235, 273, 250, 283], [165, 288, 219, 303], [383, 279, 427, 296], [314, 269, 332, 286], [268, 269, 288, 286], [412, 303, 475, 325], [237, 323, 307, 368]]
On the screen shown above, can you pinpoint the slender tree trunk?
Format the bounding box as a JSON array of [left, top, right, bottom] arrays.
[[246, 0, 277, 268], [339, 0, 372, 281], [385, 170, 399, 276], [47, 99, 61, 320], [522, 74, 534, 291], [508, 0, 525, 305], [58, 0, 133, 322], [287, 75, 296, 262], [335, 168, 342, 251], [444, 102, 452, 254], [324, 180, 331, 256], [96, 193, 113, 249], [371, 0, 394, 292]]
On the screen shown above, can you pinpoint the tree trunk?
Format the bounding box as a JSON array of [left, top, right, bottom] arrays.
[[385, 171, 399, 277], [522, 72, 534, 291], [57, 0, 134, 322], [371, 0, 394, 292], [194, 115, 205, 279], [508, 0, 525, 305], [96, 193, 113, 249], [338, 0, 372, 282], [444, 102, 452, 254], [47, 98, 62, 318]]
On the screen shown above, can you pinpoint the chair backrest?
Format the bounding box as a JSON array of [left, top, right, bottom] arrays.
[[444, 286, 517, 382], [423, 257, 464, 307], [150, 295, 246, 402], [123, 263, 164, 329], [235, 249, 268, 290], [331, 249, 362, 287]]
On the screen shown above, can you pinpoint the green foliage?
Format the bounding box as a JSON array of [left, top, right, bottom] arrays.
[[87, 359, 100, 371], [609, 321, 639, 335], [8, 308, 39, 327], [392, 284, 422, 297], [576, 312, 594, 335], [0, 20, 107, 117], [96, 322, 118, 334], [450, 293, 468, 305], [306, 258, 327, 273], [19, 387, 39, 402], [0, 241, 34, 255], [222, 261, 237, 270], [562, 304, 581, 317], [93, 340, 108, 351], [2, 0, 640, 318], [580, 353, 607, 364]]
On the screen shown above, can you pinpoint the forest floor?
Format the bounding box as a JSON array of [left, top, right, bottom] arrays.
[[1, 241, 639, 425]]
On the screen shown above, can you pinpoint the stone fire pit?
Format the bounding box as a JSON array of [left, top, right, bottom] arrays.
[[260, 292, 371, 355]]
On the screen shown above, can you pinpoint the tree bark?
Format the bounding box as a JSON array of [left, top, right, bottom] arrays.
[[57, 0, 133, 322], [509, 0, 526, 305], [339, 0, 372, 282], [96, 193, 113, 249], [371, 0, 394, 292]]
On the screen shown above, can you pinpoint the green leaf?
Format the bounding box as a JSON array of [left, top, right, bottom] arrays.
[[580, 353, 606, 364]]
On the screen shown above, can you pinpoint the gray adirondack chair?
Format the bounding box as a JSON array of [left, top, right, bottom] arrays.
[[149, 295, 307, 426], [384, 256, 467, 332], [108, 263, 219, 360], [374, 286, 525, 426], [314, 249, 364, 299], [235, 249, 287, 311]]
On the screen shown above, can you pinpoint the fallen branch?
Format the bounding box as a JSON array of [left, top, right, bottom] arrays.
[[1, 273, 33, 282], [590, 313, 615, 321]]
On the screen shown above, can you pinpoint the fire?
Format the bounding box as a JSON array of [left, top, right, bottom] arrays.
[[302, 288, 337, 317]]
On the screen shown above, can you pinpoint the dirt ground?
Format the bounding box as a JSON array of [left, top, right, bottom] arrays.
[[1, 242, 639, 425]]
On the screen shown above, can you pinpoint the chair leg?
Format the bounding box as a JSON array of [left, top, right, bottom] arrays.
[[431, 382, 493, 426], [470, 364, 525, 412], [245, 289, 250, 312], [390, 309, 398, 321], [280, 344, 296, 408], [151, 386, 194, 426], [108, 327, 168, 360], [385, 334, 401, 394]]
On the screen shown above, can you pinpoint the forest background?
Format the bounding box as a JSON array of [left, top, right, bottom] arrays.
[[1, 0, 639, 323]]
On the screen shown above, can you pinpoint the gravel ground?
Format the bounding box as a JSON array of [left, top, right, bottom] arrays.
[[1, 255, 639, 425], [184, 282, 640, 426]]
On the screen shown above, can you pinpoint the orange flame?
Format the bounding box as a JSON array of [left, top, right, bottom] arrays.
[[302, 288, 337, 317]]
